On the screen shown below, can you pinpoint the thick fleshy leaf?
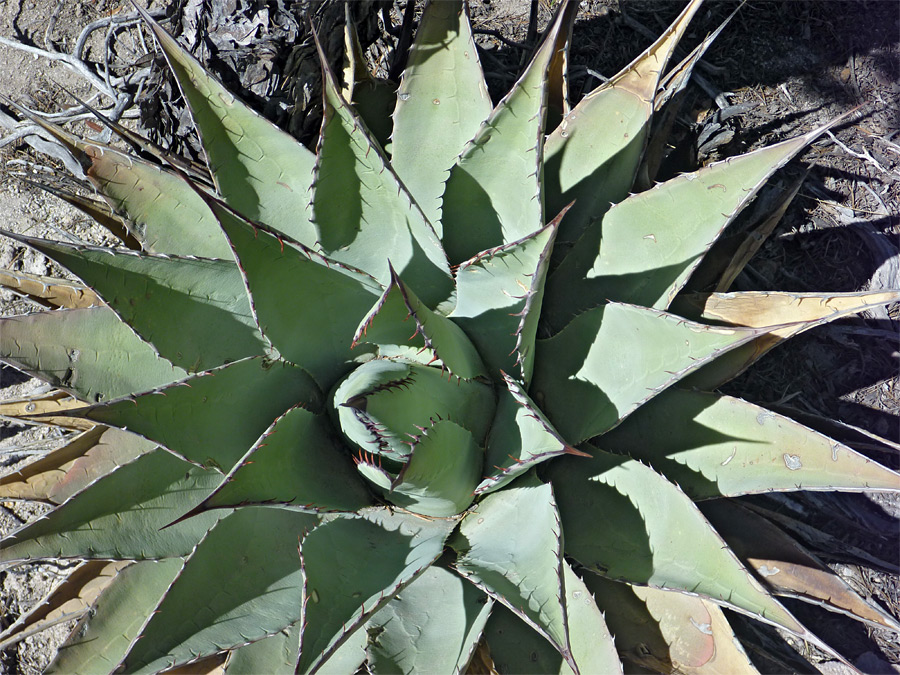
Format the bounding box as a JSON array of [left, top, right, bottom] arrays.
[[532, 302, 758, 445], [224, 623, 300, 675], [0, 449, 222, 564], [120, 508, 318, 674], [0, 560, 129, 652], [387, 420, 482, 517], [585, 575, 759, 675], [47, 559, 184, 675], [139, 8, 317, 245], [11, 235, 264, 372], [80, 357, 321, 472], [354, 268, 486, 379], [194, 405, 372, 513], [545, 0, 579, 131], [0, 268, 100, 309], [483, 563, 622, 675], [366, 563, 493, 674], [543, 0, 704, 249], [313, 55, 453, 309], [333, 358, 494, 463], [0, 427, 156, 505], [601, 389, 900, 498], [391, 0, 491, 229], [1, 112, 229, 258], [702, 501, 900, 632], [544, 126, 842, 329], [450, 222, 557, 383], [440, 1, 571, 262], [297, 508, 454, 674], [342, 15, 395, 149], [477, 371, 586, 495], [678, 290, 900, 388], [0, 307, 187, 403], [549, 451, 818, 643], [207, 197, 382, 388], [452, 473, 574, 670]]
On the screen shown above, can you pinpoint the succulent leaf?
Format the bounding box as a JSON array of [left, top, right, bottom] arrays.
[[79, 357, 321, 472], [585, 574, 759, 674], [119, 508, 317, 674], [391, 0, 491, 229], [601, 388, 900, 498], [452, 473, 575, 671], [0, 307, 187, 402], [194, 404, 372, 513], [366, 563, 493, 674], [549, 451, 814, 641], [139, 8, 318, 246], [222, 622, 301, 675], [482, 563, 622, 675], [47, 559, 184, 675], [532, 302, 759, 444], [0, 427, 155, 505], [440, 2, 573, 264], [314, 54, 453, 309], [0, 267, 100, 309], [0, 449, 222, 564], [9, 234, 265, 372], [450, 221, 558, 383], [297, 509, 454, 674]]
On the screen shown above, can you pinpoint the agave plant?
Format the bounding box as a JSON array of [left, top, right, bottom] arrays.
[[1, 0, 898, 672]]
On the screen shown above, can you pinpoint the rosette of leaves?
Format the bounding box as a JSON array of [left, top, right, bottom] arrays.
[[1, 1, 898, 673]]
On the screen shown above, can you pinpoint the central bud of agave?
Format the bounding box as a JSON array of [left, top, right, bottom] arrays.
[[333, 358, 495, 517]]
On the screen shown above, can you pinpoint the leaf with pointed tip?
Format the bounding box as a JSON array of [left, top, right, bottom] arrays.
[[477, 372, 583, 495], [0, 390, 94, 430], [342, 16, 395, 148], [543, 0, 704, 249], [387, 420, 481, 517], [139, 10, 317, 245], [585, 575, 759, 675], [483, 563, 622, 675], [452, 473, 575, 670], [544, 127, 840, 329], [0, 560, 129, 652], [47, 559, 184, 675], [701, 501, 900, 633], [548, 451, 818, 645], [224, 622, 301, 675], [366, 563, 493, 674], [3, 112, 229, 258], [391, 0, 491, 230], [440, 2, 570, 263], [27, 180, 139, 249], [313, 58, 453, 309], [0, 449, 222, 564], [532, 302, 758, 445], [207, 198, 382, 388], [81, 357, 320, 472], [601, 389, 900, 499], [13, 235, 264, 372], [0, 427, 155, 505], [196, 405, 371, 513], [0, 268, 100, 309], [297, 508, 454, 674], [334, 358, 494, 464], [545, 0, 579, 132], [354, 269, 486, 379], [0, 307, 187, 403], [678, 290, 900, 388], [120, 508, 318, 674], [450, 223, 557, 383]]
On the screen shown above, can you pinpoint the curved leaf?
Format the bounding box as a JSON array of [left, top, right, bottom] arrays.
[[224, 622, 301, 674], [0, 307, 187, 403]]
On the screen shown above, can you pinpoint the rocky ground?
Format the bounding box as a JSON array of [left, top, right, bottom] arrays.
[[0, 0, 898, 673]]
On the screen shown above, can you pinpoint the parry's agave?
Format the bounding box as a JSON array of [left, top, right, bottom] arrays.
[[1, 1, 898, 672]]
